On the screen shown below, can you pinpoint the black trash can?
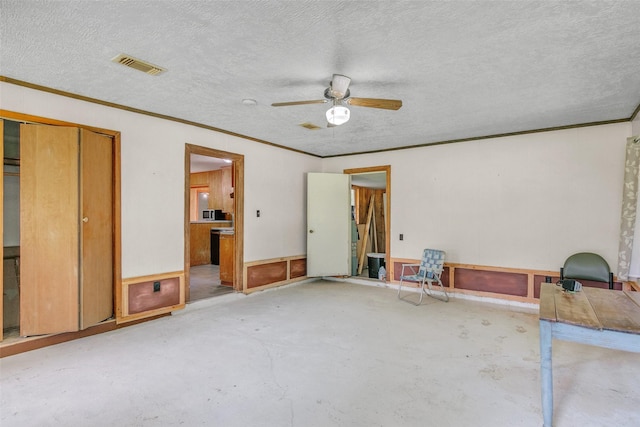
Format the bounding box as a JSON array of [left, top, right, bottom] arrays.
[[367, 253, 385, 278]]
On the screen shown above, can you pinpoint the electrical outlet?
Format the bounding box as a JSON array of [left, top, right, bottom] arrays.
[[399, 234, 404, 241], [153, 281, 161, 292]]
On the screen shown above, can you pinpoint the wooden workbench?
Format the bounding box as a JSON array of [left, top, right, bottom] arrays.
[[539, 283, 640, 427]]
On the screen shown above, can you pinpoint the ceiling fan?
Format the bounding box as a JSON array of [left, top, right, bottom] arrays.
[[271, 74, 402, 126]]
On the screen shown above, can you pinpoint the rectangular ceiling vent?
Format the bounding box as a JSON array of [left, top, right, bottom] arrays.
[[111, 54, 166, 75], [300, 122, 321, 130]]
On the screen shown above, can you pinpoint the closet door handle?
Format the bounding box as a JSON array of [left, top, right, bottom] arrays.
[[82, 217, 89, 223]]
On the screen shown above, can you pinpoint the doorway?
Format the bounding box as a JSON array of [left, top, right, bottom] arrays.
[[344, 166, 390, 281], [184, 144, 244, 302]]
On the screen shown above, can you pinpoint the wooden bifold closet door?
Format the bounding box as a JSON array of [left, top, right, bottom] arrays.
[[20, 124, 113, 336]]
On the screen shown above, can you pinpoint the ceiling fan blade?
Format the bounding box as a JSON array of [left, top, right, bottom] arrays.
[[346, 97, 403, 110], [271, 99, 328, 107]]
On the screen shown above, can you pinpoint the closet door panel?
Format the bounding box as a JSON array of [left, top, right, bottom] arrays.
[[1, 120, 4, 340], [20, 125, 79, 336], [80, 129, 113, 329]]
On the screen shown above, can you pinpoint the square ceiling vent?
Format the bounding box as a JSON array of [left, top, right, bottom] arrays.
[[111, 54, 166, 76], [299, 122, 321, 130]]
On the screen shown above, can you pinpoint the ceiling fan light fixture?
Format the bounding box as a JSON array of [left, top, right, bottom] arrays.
[[330, 74, 351, 98], [326, 105, 350, 126]]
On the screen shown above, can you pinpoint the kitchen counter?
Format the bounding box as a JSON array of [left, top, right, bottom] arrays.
[[212, 228, 234, 234], [191, 220, 232, 226], [191, 221, 234, 232]]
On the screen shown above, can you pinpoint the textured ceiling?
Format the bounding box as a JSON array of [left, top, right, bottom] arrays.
[[1, 1, 639, 157]]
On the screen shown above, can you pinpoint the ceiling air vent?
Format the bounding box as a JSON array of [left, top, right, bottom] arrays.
[[111, 54, 166, 75], [300, 122, 321, 130]]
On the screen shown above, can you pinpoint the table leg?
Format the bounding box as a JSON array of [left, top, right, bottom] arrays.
[[540, 320, 553, 427]]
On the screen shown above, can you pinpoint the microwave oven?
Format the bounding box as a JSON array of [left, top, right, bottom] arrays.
[[202, 209, 225, 220]]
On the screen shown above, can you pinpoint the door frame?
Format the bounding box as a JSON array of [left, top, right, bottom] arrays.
[[0, 109, 122, 337], [184, 144, 244, 298], [344, 165, 391, 281]]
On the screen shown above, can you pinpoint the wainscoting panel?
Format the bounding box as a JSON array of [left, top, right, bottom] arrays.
[[533, 275, 559, 298], [120, 271, 185, 323], [128, 277, 181, 315], [454, 268, 528, 297], [290, 259, 307, 279], [390, 259, 629, 303], [243, 256, 307, 293], [247, 261, 287, 289]]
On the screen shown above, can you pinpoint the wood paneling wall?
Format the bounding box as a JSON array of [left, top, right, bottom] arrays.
[[353, 186, 385, 252], [221, 166, 233, 213], [190, 172, 209, 186], [190, 169, 234, 214], [208, 170, 222, 209]]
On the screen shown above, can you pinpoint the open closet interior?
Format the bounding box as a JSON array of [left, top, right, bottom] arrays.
[[3, 120, 20, 339]]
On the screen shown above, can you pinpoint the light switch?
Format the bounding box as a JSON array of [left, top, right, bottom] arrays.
[[399, 234, 404, 241], [257, 210, 260, 217]]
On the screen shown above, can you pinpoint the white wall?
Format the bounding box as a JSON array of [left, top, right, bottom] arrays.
[[323, 123, 631, 272], [633, 111, 640, 136], [2, 81, 634, 277], [0, 82, 322, 278]]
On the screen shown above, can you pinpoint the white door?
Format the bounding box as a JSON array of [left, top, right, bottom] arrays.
[[307, 173, 351, 277]]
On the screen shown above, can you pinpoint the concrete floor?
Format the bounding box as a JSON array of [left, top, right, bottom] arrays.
[[1, 280, 638, 427]]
